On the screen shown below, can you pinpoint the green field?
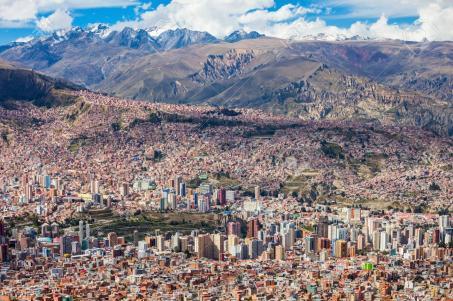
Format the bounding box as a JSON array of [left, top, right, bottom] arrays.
[[80, 211, 221, 241]]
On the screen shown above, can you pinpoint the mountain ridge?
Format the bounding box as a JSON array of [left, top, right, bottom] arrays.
[[0, 61, 82, 107], [0, 27, 451, 136]]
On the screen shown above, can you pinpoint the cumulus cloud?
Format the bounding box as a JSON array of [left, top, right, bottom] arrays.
[[37, 9, 73, 32], [0, 0, 37, 22], [112, 0, 277, 37], [112, 0, 453, 41], [0, 0, 137, 26], [0, 0, 452, 42]]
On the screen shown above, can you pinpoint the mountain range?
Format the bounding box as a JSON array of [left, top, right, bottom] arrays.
[[0, 25, 451, 136]]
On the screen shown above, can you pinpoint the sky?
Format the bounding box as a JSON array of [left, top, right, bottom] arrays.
[[0, 0, 452, 45]]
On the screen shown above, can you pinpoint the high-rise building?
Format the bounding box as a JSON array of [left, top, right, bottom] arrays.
[[60, 235, 73, 256], [71, 241, 81, 255], [19, 233, 29, 250], [0, 244, 8, 262], [25, 184, 33, 202], [226, 190, 235, 202], [228, 234, 239, 255], [156, 235, 165, 252], [44, 175, 51, 189], [432, 229, 440, 244], [175, 176, 182, 195], [233, 243, 249, 260], [199, 183, 212, 196], [171, 232, 181, 252], [345, 208, 353, 223], [415, 228, 424, 247], [282, 230, 294, 250], [317, 237, 330, 251], [41, 223, 51, 238], [78, 220, 84, 240], [168, 192, 177, 210], [85, 223, 90, 239], [247, 218, 260, 239], [90, 179, 100, 194], [380, 231, 389, 251], [372, 230, 380, 251], [328, 224, 337, 240], [119, 183, 128, 197], [51, 222, 59, 237], [213, 233, 225, 260], [254, 185, 260, 200], [0, 219, 5, 237], [217, 188, 226, 206], [108, 232, 118, 247], [198, 196, 210, 213], [439, 215, 450, 242], [357, 234, 366, 251], [179, 182, 186, 197], [348, 244, 357, 257], [227, 221, 241, 237], [193, 192, 199, 208], [439, 215, 449, 230], [248, 239, 263, 259], [133, 230, 139, 246], [196, 234, 213, 259], [305, 236, 316, 254], [180, 236, 189, 252], [316, 218, 329, 238], [275, 245, 285, 261], [334, 240, 347, 258]]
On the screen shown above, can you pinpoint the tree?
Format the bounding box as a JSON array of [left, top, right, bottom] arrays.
[[429, 182, 441, 191]]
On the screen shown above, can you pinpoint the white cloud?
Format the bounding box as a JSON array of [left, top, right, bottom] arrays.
[[134, 1, 152, 15], [37, 9, 73, 32], [112, 0, 453, 41], [113, 0, 277, 37], [15, 35, 35, 43], [0, 0, 138, 23], [0, 0, 37, 22], [327, 0, 448, 18], [36, 0, 139, 12], [0, 0, 451, 42]]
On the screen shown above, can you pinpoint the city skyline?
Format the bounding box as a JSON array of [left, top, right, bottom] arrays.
[[0, 1, 451, 300]]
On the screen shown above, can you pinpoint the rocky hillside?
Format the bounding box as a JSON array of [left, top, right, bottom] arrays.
[[191, 49, 255, 83], [0, 61, 81, 107], [288, 40, 453, 103]]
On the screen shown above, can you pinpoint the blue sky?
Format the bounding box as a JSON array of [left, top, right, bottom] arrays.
[[0, 0, 450, 44]]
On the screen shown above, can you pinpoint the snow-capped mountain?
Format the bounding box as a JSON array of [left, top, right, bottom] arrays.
[[104, 27, 160, 51], [291, 32, 373, 41], [224, 30, 264, 43], [156, 28, 219, 50]]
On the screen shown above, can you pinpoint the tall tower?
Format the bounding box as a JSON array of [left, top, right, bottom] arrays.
[[78, 220, 84, 240], [85, 223, 90, 239], [254, 185, 260, 200], [175, 176, 182, 195]]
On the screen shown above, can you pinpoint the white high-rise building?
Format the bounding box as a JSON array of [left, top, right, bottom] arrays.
[[372, 230, 380, 251], [85, 223, 90, 239], [79, 220, 84, 240], [380, 231, 389, 252], [439, 215, 450, 242], [439, 215, 449, 229]]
